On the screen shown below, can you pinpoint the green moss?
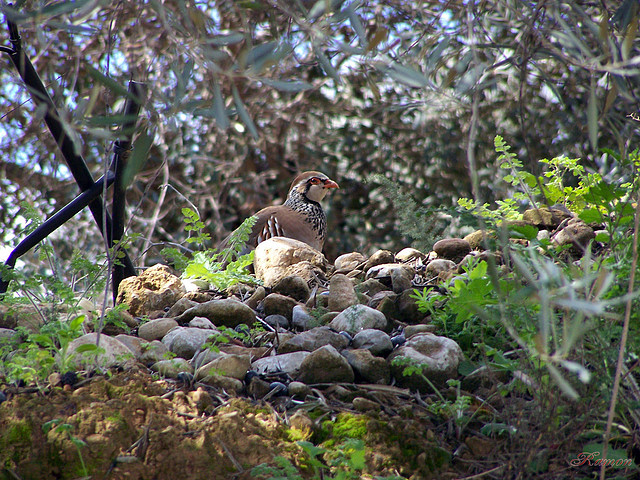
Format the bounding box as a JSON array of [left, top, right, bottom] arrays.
[[321, 413, 369, 443], [4, 419, 32, 445]]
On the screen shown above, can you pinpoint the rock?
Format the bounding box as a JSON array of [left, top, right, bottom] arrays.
[[292, 305, 315, 330], [388, 333, 464, 391], [272, 275, 310, 303], [264, 314, 290, 329], [174, 298, 256, 328], [366, 263, 414, 294], [165, 297, 198, 318], [279, 326, 349, 354], [252, 351, 311, 375], [523, 206, 572, 228], [404, 324, 437, 338], [352, 329, 394, 357], [188, 316, 216, 329], [355, 278, 388, 298], [247, 376, 272, 398], [328, 274, 359, 311], [395, 248, 427, 263], [297, 345, 355, 384], [254, 237, 327, 287], [464, 230, 491, 250], [66, 333, 136, 369], [552, 219, 595, 255], [199, 372, 243, 392], [363, 250, 395, 271], [263, 293, 298, 320], [114, 334, 143, 357], [334, 252, 367, 272], [329, 304, 388, 335], [374, 294, 398, 321], [433, 238, 471, 263], [116, 264, 185, 317], [342, 349, 390, 384], [138, 318, 179, 341], [151, 358, 194, 378], [288, 381, 312, 398], [425, 259, 457, 276], [353, 397, 379, 412], [396, 289, 424, 323], [0, 304, 44, 331], [138, 340, 170, 365], [162, 327, 220, 359], [245, 286, 266, 310], [0, 328, 19, 345], [195, 353, 250, 380]]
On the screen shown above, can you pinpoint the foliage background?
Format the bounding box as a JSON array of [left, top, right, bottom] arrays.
[[1, 0, 639, 273]]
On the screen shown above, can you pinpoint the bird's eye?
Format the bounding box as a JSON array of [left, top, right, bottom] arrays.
[[309, 177, 322, 185]]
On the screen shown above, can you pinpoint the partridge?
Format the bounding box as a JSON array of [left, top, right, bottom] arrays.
[[246, 171, 339, 251]]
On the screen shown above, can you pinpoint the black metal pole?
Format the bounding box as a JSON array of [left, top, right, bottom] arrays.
[[111, 81, 147, 302]]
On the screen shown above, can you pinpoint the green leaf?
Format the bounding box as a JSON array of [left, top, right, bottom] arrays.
[[75, 343, 99, 353], [231, 85, 259, 140], [212, 79, 230, 130], [381, 62, 429, 88], [508, 224, 539, 241], [260, 79, 314, 92], [579, 208, 604, 223]]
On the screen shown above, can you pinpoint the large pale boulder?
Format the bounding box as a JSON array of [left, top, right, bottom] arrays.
[[65, 333, 136, 370], [253, 237, 327, 287]]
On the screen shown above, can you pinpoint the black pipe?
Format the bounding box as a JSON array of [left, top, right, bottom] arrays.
[[0, 173, 116, 294]]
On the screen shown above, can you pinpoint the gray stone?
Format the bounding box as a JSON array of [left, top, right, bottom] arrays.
[[552, 219, 595, 255], [252, 351, 311, 375], [273, 275, 311, 303], [366, 263, 414, 294], [352, 329, 393, 357], [328, 273, 359, 312], [199, 372, 243, 392], [342, 349, 390, 384], [396, 289, 424, 323], [264, 314, 290, 329], [263, 293, 298, 320], [279, 326, 349, 354], [425, 259, 457, 276], [66, 333, 136, 369], [433, 238, 471, 263], [245, 286, 266, 310], [395, 248, 426, 263], [162, 326, 220, 359], [388, 333, 464, 391], [195, 353, 250, 380], [188, 316, 216, 329], [363, 250, 395, 271], [138, 340, 170, 365], [288, 381, 312, 398], [165, 297, 198, 318], [334, 252, 367, 272], [174, 298, 256, 328], [292, 305, 315, 330], [355, 278, 388, 298], [330, 304, 388, 335], [404, 324, 437, 338], [138, 318, 179, 341], [114, 334, 143, 357], [151, 358, 194, 378], [297, 345, 354, 384], [0, 328, 19, 345]]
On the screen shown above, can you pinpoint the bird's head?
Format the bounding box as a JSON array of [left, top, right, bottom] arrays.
[[289, 171, 339, 203]]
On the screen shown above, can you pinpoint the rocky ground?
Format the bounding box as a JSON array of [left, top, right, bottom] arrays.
[[0, 208, 622, 479]]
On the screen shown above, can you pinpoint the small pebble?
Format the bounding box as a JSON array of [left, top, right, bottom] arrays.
[[391, 334, 406, 347]]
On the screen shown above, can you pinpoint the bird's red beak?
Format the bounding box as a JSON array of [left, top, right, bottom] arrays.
[[323, 179, 339, 189]]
